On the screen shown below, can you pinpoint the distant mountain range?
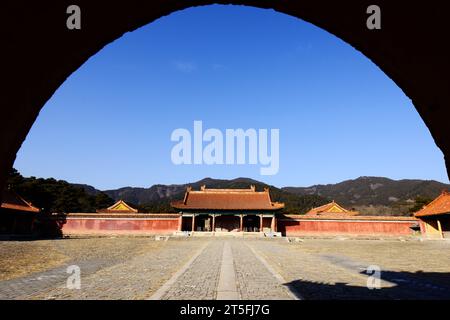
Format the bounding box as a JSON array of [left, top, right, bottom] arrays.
[[74, 176, 450, 215], [74, 177, 327, 214], [282, 176, 449, 206]]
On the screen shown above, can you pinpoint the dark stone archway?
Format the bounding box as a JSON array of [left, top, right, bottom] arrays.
[[1, 1, 450, 197]]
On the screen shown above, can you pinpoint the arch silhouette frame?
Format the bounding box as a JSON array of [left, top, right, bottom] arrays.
[[1, 0, 450, 196]]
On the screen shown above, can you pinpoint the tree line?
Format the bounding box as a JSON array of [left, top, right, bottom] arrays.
[[5, 168, 115, 214]]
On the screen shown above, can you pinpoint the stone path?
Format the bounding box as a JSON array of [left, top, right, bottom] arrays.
[[248, 240, 391, 299], [231, 241, 295, 300], [0, 238, 204, 300], [1, 237, 449, 299], [157, 240, 223, 300], [0, 260, 105, 300], [248, 239, 450, 300], [153, 239, 294, 300], [217, 242, 239, 299]]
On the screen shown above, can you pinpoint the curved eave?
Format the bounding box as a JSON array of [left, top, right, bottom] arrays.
[[1, 203, 40, 213], [415, 211, 450, 218]]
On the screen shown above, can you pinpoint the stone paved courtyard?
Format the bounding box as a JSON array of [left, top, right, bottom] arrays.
[[0, 236, 449, 300]]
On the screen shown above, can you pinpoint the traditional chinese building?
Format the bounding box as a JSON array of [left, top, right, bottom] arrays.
[[171, 185, 284, 233], [0, 189, 40, 234], [415, 190, 450, 239], [53, 187, 418, 237], [96, 199, 138, 213], [305, 200, 359, 216]]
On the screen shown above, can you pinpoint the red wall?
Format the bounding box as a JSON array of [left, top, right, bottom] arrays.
[[62, 217, 180, 235], [59, 214, 417, 237], [278, 218, 417, 236]]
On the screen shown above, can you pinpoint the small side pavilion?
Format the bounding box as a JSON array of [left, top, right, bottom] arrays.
[[305, 200, 359, 216], [96, 200, 138, 213], [0, 189, 40, 234], [415, 190, 450, 239], [171, 185, 284, 233]]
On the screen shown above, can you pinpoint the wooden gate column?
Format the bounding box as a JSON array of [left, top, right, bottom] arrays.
[[438, 219, 444, 239]]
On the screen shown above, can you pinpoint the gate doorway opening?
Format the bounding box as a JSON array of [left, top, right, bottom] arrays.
[[181, 216, 193, 231], [243, 215, 260, 232], [195, 215, 213, 232], [215, 215, 240, 232]]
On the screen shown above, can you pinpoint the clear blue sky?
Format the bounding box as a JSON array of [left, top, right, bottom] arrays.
[[14, 5, 449, 190]]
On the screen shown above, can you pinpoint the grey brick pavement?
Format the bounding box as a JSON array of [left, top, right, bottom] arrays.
[[1, 237, 449, 300]]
